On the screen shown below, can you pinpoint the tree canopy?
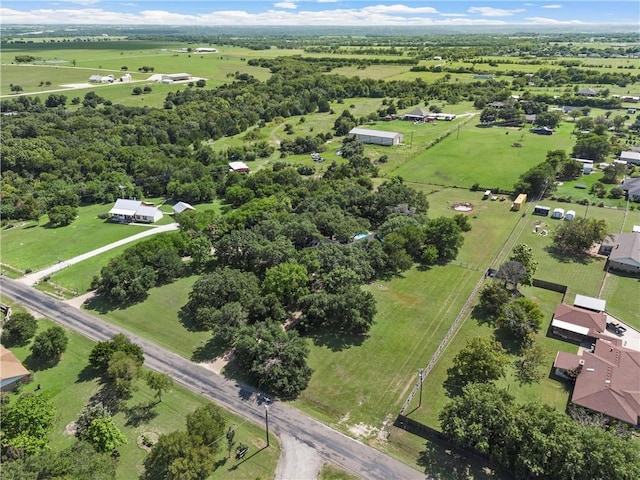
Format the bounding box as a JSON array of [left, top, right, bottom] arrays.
[[552, 217, 609, 254]]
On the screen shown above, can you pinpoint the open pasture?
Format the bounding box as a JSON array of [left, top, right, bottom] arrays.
[[1, 42, 276, 97], [392, 120, 575, 190]]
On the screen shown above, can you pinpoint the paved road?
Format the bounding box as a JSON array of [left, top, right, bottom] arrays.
[[18, 223, 179, 286], [0, 277, 425, 480]]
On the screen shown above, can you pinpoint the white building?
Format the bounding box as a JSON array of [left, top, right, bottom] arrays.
[[348, 128, 403, 146], [109, 199, 163, 223]]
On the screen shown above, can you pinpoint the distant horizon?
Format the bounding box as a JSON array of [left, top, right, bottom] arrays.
[[1, 1, 638, 27]]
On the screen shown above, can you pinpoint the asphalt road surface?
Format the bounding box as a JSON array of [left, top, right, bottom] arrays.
[[0, 277, 425, 480]]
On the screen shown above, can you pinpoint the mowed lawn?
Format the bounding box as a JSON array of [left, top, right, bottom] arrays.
[[405, 284, 578, 430], [4, 316, 279, 480], [392, 121, 576, 190], [1, 203, 150, 272], [85, 275, 210, 359], [294, 188, 522, 429]]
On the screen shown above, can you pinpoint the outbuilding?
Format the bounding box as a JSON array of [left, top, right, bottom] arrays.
[[619, 151, 640, 166], [229, 161, 251, 173], [348, 128, 403, 146], [511, 193, 527, 211], [533, 205, 551, 216], [565, 210, 576, 220], [161, 73, 192, 83], [551, 208, 565, 219], [172, 201, 196, 214]]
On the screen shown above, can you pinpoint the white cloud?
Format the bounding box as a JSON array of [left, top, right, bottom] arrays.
[[468, 6, 525, 17], [542, 4, 563, 8], [317, 0, 338, 3], [523, 3, 534, 6], [525, 16, 583, 25], [274, 2, 297, 9], [65, 0, 101, 5], [0, 6, 538, 26], [440, 13, 468, 17], [362, 5, 439, 14]]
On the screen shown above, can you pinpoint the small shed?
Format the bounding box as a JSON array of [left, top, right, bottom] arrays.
[[229, 161, 251, 173], [172, 201, 195, 215], [511, 193, 527, 211], [565, 210, 576, 220], [551, 208, 565, 219], [619, 151, 640, 166], [533, 205, 551, 216]]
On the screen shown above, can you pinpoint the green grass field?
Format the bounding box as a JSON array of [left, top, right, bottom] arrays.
[[1, 203, 151, 272], [85, 275, 210, 359], [393, 121, 576, 190], [4, 315, 279, 480]]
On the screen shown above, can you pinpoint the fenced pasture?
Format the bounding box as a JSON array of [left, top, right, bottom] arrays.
[[1, 42, 276, 97], [392, 121, 576, 190]]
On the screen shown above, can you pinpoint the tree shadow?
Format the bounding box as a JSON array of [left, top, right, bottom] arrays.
[[417, 441, 502, 480], [492, 326, 523, 356], [191, 335, 227, 362], [309, 332, 367, 352], [84, 294, 144, 314], [76, 364, 100, 383], [23, 354, 61, 372], [470, 304, 494, 326], [178, 305, 205, 333], [228, 446, 269, 471], [88, 380, 129, 415], [545, 245, 593, 265], [0, 333, 31, 348], [123, 401, 158, 427]]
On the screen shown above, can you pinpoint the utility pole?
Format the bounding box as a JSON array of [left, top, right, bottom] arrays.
[[410, 130, 414, 147], [418, 369, 424, 408], [264, 405, 270, 447], [118, 185, 125, 199], [456, 123, 461, 140]]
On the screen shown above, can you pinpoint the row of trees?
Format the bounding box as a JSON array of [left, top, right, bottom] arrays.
[[440, 383, 640, 479]]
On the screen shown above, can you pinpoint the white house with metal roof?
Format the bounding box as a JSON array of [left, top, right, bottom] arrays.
[[109, 199, 163, 223]]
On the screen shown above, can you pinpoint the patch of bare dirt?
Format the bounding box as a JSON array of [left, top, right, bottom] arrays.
[[137, 431, 159, 452], [64, 421, 77, 436]]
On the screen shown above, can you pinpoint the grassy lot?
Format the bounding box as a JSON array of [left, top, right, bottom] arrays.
[[4, 316, 279, 480], [318, 463, 361, 480], [401, 283, 576, 430], [392, 121, 576, 190], [0, 203, 151, 273], [1, 42, 279, 98], [41, 243, 135, 297], [85, 275, 210, 359]]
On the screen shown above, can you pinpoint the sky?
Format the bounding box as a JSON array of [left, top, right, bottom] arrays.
[[1, 1, 637, 26]]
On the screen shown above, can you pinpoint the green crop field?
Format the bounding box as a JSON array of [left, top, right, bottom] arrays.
[[4, 316, 279, 480]]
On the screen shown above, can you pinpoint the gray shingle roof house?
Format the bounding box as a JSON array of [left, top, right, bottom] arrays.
[[578, 87, 598, 97], [403, 108, 431, 121], [109, 199, 163, 224], [623, 177, 640, 201], [599, 232, 640, 274]]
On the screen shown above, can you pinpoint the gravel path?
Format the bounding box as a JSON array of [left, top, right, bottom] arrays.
[[275, 433, 324, 480], [17, 223, 179, 286]]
